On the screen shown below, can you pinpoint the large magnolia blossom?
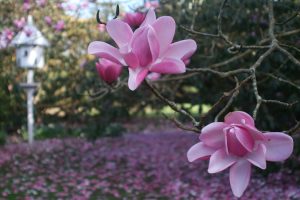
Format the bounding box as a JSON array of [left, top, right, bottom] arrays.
[[88, 9, 197, 90], [187, 111, 293, 198]]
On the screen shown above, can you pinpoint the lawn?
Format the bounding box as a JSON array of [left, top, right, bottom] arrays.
[[0, 132, 299, 199]]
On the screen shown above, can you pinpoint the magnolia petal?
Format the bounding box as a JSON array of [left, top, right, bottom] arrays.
[[187, 142, 216, 162], [88, 41, 125, 65], [225, 128, 249, 156], [234, 126, 254, 152], [264, 132, 293, 161], [119, 45, 139, 69], [104, 64, 122, 84], [131, 27, 153, 67], [246, 143, 266, 169], [141, 8, 156, 27], [241, 124, 265, 141], [208, 149, 236, 173], [224, 111, 255, 127], [150, 58, 185, 74], [230, 160, 251, 198], [96, 58, 122, 84], [128, 67, 149, 91], [106, 19, 133, 48], [122, 51, 140, 69], [200, 122, 227, 148], [147, 27, 160, 63], [163, 39, 197, 60], [151, 16, 175, 55]]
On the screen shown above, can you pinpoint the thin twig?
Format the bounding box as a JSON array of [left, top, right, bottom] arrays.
[[285, 121, 300, 134], [200, 76, 252, 125], [261, 99, 298, 107], [171, 117, 200, 133], [268, 0, 276, 42], [277, 46, 300, 67], [186, 68, 251, 78], [276, 12, 300, 25], [214, 77, 240, 121], [261, 72, 300, 91], [145, 80, 200, 128], [279, 43, 300, 54]]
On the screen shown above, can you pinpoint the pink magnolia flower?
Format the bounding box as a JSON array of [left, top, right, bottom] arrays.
[[123, 12, 146, 28], [187, 111, 293, 198], [96, 58, 122, 84], [0, 28, 14, 49], [36, 0, 47, 7], [22, 2, 31, 11], [14, 18, 26, 29], [3, 28, 14, 40], [54, 20, 65, 32], [88, 9, 197, 90], [44, 16, 52, 25]]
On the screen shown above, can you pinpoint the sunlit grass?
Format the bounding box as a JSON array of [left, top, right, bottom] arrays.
[[144, 104, 212, 117]]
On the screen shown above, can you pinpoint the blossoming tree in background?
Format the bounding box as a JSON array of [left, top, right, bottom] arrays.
[[88, 0, 298, 197]]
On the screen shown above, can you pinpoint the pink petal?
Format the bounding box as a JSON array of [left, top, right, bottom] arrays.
[[234, 126, 254, 152], [163, 39, 197, 60], [146, 72, 161, 81], [131, 27, 152, 67], [96, 59, 122, 84], [147, 27, 160, 62], [264, 132, 293, 161], [240, 124, 265, 141], [123, 12, 145, 28], [187, 142, 216, 162], [128, 67, 149, 91], [225, 127, 249, 156], [151, 16, 175, 55], [106, 19, 133, 48], [88, 41, 125, 65], [150, 58, 185, 74], [224, 111, 255, 127], [229, 160, 251, 198], [246, 143, 266, 169], [208, 149, 236, 173], [123, 52, 139, 69], [199, 122, 228, 148], [141, 8, 156, 27]]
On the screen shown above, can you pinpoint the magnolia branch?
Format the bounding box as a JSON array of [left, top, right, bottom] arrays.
[[145, 80, 200, 131], [261, 72, 300, 91], [200, 76, 252, 126], [214, 76, 240, 122], [179, 0, 300, 133]]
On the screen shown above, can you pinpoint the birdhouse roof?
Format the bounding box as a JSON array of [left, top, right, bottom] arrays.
[[10, 15, 49, 47]]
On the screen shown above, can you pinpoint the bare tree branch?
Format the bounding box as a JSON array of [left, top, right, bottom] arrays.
[[145, 80, 200, 129]]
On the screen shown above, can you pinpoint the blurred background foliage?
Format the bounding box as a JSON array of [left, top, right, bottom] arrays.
[[0, 0, 299, 144]]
